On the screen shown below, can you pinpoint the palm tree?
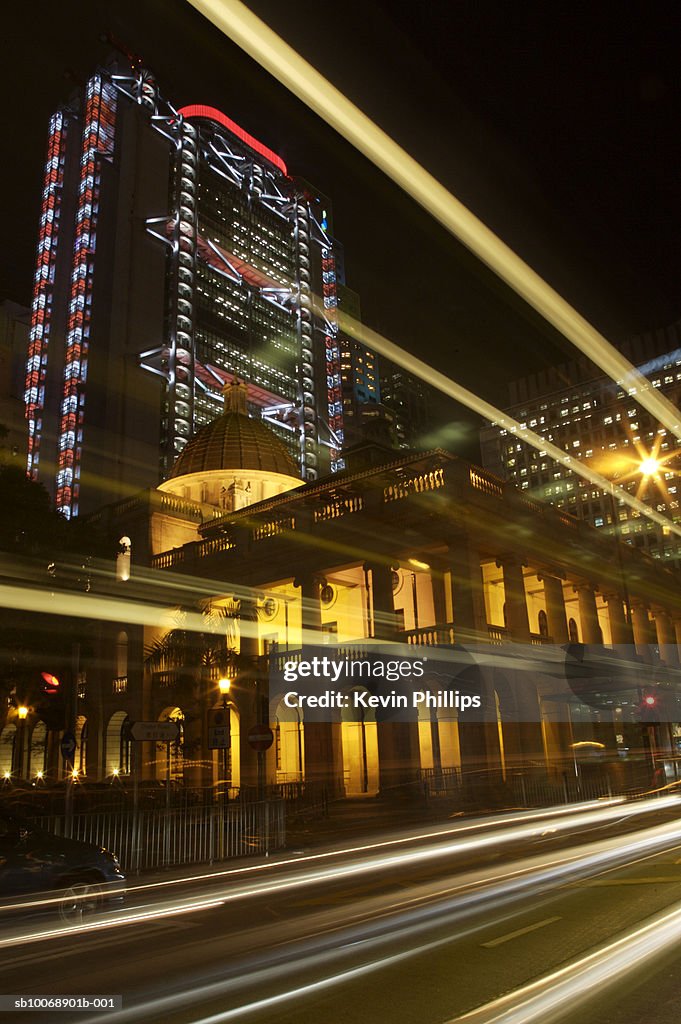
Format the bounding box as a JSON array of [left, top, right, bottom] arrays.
[[144, 602, 239, 787]]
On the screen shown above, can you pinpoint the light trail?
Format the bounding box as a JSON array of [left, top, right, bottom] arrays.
[[331, 309, 681, 540], [1, 797, 673, 952], [185, 0, 681, 540], [188, 1, 681, 442], [75, 813, 681, 1024], [452, 900, 681, 1024]]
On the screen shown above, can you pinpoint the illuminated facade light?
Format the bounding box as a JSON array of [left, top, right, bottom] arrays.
[[26, 67, 363, 508]]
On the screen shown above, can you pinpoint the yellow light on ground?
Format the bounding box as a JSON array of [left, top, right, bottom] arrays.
[[218, 678, 232, 696], [17, 706, 28, 720], [408, 558, 430, 571]]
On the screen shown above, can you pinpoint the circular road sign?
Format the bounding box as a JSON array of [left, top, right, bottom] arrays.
[[60, 731, 77, 760], [247, 724, 274, 751]]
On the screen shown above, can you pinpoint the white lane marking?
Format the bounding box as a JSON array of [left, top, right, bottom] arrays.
[[480, 916, 561, 949]]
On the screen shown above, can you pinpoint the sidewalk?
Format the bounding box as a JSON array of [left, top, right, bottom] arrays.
[[286, 794, 462, 849]]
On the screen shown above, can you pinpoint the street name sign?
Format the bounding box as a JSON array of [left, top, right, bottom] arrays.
[[130, 721, 180, 743]]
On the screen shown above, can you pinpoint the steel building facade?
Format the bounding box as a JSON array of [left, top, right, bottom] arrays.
[[25, 62, 348, 517]]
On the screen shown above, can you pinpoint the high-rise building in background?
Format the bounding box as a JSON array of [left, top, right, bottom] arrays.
[[336, 283, 393, 447], [380, 364, 433, 450], [25, 61, 354, 518], [0, 300, 30, 463], [481, 319, 681, 565]]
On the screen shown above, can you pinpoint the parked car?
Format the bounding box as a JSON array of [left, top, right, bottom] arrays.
[[0, 812, 126, 922]]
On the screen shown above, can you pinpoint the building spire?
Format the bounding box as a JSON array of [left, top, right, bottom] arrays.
[[222, 377, 248, 415]]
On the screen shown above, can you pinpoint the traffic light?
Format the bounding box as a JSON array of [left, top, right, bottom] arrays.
[[37, 671, 64, 729], [41, 672, 60, 695], [639, 691, 659, 723]]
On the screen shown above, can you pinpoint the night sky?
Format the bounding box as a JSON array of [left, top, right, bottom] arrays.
[[3, 1, 681, 456]]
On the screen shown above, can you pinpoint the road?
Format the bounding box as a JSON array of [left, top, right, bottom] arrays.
[[2, 796, 681, 1024]]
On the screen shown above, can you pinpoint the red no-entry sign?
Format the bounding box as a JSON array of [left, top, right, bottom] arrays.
[[247, 725, 274, 751]]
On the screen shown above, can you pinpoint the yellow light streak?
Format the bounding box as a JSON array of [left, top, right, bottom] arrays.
[[335, 310, 681, 539], [188, 0, 681, 447], [187, 0, 681, 542]]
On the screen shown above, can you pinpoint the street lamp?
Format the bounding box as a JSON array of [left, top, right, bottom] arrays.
[[605, 453, 664, 629], [16, 706, 28, 780], [639, 456, 661, 478], [217, 678, 232, 798], [605, 453, 669, 771]]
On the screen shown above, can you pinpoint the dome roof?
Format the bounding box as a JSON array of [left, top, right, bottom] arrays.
[[169, 380, 299, 480]]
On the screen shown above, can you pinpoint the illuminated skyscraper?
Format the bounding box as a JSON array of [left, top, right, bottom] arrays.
[[25, 61, 347, 517], [481, 320, 681, 564]]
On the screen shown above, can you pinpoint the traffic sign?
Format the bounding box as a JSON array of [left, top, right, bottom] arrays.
[[207, 708, 230, 750], [247, 724, 274, 751], [60, 731, 76, 760], [130, 721, 180, 743]]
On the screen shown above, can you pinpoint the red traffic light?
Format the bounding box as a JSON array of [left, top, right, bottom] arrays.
[[41, 672, 60, 694]]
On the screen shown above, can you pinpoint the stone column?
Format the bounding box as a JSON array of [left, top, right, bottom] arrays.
[[294, 575, 342, 796], [364, 562, 419, 794], [236, 595, 260, 789], [431, 570, 449, 629], [575, 583, 602, 645], [376, 717, 421, 796], [604, 592, 633, 647], [366, 562, 398, 641], [653, 607, 678, 667], [498, 556, 530, 642], [541, 574, 569, 644], [631, 603, 654, 663], [295, 573, 323, 642], [447, 534, 486, 643]]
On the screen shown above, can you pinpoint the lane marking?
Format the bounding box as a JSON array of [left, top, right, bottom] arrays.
[[481, 916, 561, 948]]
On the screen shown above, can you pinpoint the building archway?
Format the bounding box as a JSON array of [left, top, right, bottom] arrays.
[[105, 711, 130, 777], [209, 701, 240, 792], [0, 724, 16, 778], [29, 721, 47, 778], [75, 715, 87, 776], [273, 699, 304, 783], [157, 707, 185, 783], [341, 690, 379, 796]]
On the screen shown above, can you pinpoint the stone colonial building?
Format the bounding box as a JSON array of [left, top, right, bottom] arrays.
[[4, 382, 681, 797]]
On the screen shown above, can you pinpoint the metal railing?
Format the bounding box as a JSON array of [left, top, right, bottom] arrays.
[[34, 799, 285, 873], [420, 764, 622, 809]]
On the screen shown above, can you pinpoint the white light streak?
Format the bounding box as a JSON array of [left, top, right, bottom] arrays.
[[188, 0, 681, 537], [75, 812, 681, 1024], [453, 901, 681, 1024], [2, 797, 672, 954]]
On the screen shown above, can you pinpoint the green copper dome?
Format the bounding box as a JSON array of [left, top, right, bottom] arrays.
[[169, 380, 299, 480]]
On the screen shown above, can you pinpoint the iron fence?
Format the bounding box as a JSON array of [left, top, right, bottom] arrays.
[[31, 799, 285, 873]]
